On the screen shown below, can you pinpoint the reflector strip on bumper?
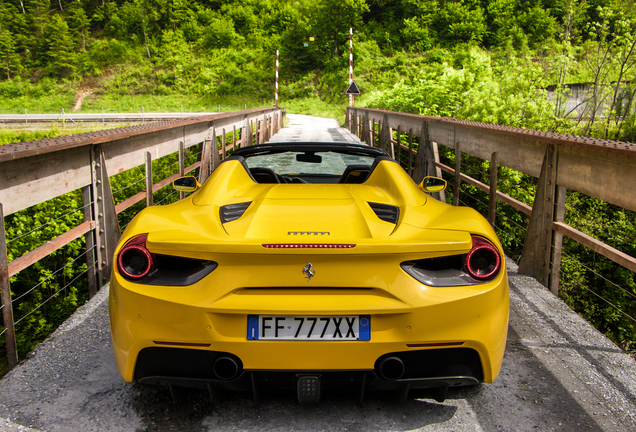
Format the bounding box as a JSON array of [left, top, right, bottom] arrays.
[[262, 244, 356, 249]]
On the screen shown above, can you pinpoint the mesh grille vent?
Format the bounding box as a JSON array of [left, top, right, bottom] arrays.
[[368, 202, 399, 224], [220, 202, 252, 223]]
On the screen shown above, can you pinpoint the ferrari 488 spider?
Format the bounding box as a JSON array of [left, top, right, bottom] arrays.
[[109, 142, 509, 404]]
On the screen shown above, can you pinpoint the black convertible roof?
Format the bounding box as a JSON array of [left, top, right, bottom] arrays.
[[231, 142, 388, 158]]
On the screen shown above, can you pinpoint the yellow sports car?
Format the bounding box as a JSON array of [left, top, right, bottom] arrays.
[[109, 142, 509, 404]]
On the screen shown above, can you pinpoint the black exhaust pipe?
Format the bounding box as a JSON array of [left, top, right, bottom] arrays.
[[213, 356, 240, 380], [378, 356, 405, 380]]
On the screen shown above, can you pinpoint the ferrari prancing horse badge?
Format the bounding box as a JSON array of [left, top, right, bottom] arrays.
[[302, 263, 315, 281]]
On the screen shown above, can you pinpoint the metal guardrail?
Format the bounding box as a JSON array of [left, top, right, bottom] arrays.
[[346, 107, 636, 291], [0, 112, 223, 125], [0, 108, 284, 369]]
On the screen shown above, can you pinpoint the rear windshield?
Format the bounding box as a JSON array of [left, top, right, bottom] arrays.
[[244, 151, 376, 183]]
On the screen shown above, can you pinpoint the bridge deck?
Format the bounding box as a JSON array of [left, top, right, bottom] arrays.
[[0, 117, 634, 431]]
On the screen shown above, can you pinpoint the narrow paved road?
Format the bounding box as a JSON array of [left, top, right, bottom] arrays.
[[1, 118, 635, 431], [268, 114, 361, 143]]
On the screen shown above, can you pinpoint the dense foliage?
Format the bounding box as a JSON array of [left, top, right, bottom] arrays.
[[1, 0, 636, 371], [0, 0, 632, 141]]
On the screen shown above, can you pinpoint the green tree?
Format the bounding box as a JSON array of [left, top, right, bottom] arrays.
[[28, 0, 50, 39], [43, 14, 77, 76], [486, 0, 527, 48], [313, 0, 369, 57], [67, 4, 90, 51], [0, 28, 20, 79], [434, 0, 487, 44]]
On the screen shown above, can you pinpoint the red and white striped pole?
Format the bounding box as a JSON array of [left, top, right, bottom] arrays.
[[349, 28, 354, 107], [275, 49, 279, 107]]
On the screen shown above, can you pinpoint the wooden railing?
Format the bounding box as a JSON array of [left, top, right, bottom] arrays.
[[0, 108, 284, 369], [347, 107, 636, 292]]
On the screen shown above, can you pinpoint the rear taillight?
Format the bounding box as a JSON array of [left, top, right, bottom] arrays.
[[117, 234, 153, 280], [116, 234, 217, 285], [465, 236, 501, 281], [401, 235, 502, 287]]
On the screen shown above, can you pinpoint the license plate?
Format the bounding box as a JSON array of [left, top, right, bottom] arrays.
[[247, 315, 370, 341]]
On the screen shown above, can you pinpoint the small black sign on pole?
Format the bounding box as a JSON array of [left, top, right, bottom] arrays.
[[345, 80, 361, 95], [345, 80, 361, 108]]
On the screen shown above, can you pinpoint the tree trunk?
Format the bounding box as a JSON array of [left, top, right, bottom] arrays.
[[605, 38, 636, 138], [142, 0, 151, 59], [333, 29, 338, 57], [143, 27, 151, 59]]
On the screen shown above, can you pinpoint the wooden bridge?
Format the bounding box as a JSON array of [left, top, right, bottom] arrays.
[[0, 109, 635, 431]]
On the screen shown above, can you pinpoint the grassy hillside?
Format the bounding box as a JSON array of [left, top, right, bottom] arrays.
[[0, 0, 634, 139]]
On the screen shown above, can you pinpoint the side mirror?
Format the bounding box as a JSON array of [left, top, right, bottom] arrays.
[[419, 176, 447, 193], [173, 176, 201, 192]]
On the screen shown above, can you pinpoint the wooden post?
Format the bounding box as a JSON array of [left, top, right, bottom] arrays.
[[407, 129, 414, 176], [260, 116, 266, 144], [378, 118, 385, 150], [381, 114, 391, 154], [388, 127, 395, 159], [432, 140, 445, 203], [145, 152, 153, 207], [412, 121, 444, 201], [353, 112, 359, 138], [178, 141, 185, 200], [362, 113, 369, 145], [453, 141, 461, 207], [413, 121, 434, 182], [90, 146, 105, 286], [81, 186, 97, 298], [519, 144, 558, 286], [371, 119, 376, 146], [233, 125, 237, 150], [222, 129, 226, 160], [241, 122, 247, 148], [91, 145, 120, 287], [549, 186, 567, 295], [248, 121, 254, 146], [488, 152, 498, 226], [0, 203, 18, 370], [211, 127, 221, 171], [396, 126, 402, 166], [200, 132, 213, 183]]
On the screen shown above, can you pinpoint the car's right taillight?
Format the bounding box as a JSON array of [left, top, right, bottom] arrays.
[[465, 236, 501, 281], [117, 234, 153, 280], [401, 235, 502, 287]]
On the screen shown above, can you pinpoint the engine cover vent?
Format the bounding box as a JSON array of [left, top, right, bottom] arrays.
[[368, 202, 399, 224]]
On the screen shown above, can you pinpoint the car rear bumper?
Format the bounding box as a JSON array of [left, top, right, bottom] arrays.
[[109, 264, 509, 386]]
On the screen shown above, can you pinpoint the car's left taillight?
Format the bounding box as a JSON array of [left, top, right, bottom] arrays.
[[117, 234, 153, 280]]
